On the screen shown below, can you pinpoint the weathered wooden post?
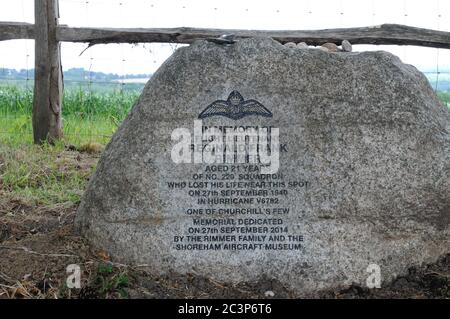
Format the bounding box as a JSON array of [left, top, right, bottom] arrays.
[[32, 0, 63, 144]]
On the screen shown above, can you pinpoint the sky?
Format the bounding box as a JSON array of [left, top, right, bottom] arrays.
[[0, 0, 449, 76]]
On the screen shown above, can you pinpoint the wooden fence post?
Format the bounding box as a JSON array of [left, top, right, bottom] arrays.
[[33, 0, 63, 144]]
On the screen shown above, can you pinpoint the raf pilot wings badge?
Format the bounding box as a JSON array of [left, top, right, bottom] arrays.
[[198, 90, 273, 120]]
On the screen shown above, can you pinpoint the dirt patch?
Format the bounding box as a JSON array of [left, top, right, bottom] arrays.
[[0, 203, 296, 299], [0, 199, 75, 243], [318, 254, 450, 299], [0, 201, 448, 299]]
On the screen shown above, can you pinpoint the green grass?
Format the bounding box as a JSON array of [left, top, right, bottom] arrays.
[[0, 84, 140, 147], [0, 84, 140, 207], [94, 263, 130, 298], [0, 84, 140, 118], [0, 142, 95, 206], [437, 91, 450, 108]]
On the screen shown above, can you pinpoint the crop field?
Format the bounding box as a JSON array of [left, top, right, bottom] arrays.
[[0, 85, 140, 146], [438, 91, 450, 108]]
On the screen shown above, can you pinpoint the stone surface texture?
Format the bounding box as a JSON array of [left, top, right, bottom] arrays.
[[76, 37, 450, 295], [321, 42, 339, 52], [296, 42, 309, 49], [341, 39, 353, 52]]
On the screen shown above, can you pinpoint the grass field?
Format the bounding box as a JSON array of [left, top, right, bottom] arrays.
[[0, 85, 140, 146], [0, 84, 141, 209], [438, 91, 450, 108]]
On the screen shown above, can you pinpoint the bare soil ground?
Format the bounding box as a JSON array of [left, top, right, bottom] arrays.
[[0, 149, 449, 299]]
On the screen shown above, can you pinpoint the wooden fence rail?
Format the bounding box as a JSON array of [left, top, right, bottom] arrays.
[[0, 0, 450, 143], [2, 21, 450, 48], [60, 24, 450, 48]]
